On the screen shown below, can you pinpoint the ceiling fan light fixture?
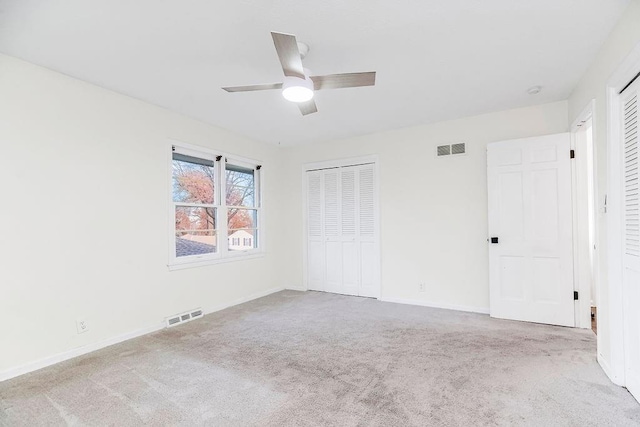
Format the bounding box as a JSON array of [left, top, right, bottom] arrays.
[[282, 76, 314, 103]]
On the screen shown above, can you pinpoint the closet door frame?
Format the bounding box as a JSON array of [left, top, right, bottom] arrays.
[[604, 41, 640, 388], [302, 155, 381, 298]]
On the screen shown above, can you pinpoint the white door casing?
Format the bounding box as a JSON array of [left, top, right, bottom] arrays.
[[487, 133, 575, 327], [571, 105, 598, 330], [305, 161, 380, 298], [621, 80, 640, 401]]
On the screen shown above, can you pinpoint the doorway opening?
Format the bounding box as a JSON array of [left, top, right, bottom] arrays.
[[571, 102, 598, 333]]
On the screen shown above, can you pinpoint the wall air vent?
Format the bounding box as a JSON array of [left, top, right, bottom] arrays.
[[437, 145, 451, 156], [451, 143, 466, 155], [437, 143, 466, 157], [166, 307, 204, 328]]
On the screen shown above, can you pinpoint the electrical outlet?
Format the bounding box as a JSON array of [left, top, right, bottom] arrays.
[[76, 318, 89, 334], [419, 283, 426, 292]]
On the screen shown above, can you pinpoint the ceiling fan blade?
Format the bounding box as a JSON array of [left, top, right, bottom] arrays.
[[310, 72, 376, 90], [298, 99, 318, 116], [271, 32, 305, 79], [222, 83, 283, 92]]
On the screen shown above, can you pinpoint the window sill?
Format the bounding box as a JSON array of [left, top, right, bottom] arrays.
[[167, 251, 265, 271]]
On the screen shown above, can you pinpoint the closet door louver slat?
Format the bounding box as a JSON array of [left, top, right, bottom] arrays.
[[341, 169, 357, 236], [307, 172, 322, 239], [624, 93, 639, 257], [324, 170, 340, 238], [359, 165, 375, 238]]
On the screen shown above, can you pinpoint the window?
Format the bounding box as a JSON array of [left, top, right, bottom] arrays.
[[226, 163, 259, 252], [170, 144, 262, 268]]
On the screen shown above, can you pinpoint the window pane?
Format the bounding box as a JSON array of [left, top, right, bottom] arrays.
[[227, 208, 256, 230], [228, 208, 257, 251], [172, 154, 215, 204], [175, 207, 216, 257], [226, 165, 255, 207], [228, 229, 257, 251]]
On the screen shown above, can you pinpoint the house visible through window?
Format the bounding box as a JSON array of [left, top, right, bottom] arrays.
[[170, 144, 262, 268], [226, 163, 259, 251]]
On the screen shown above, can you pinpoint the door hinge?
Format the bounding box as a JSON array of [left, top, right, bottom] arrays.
[[570, 149, 575, 159], [574, 291, 579, 300]]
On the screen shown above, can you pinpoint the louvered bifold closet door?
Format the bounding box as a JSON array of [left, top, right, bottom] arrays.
[[340, 168, 359, 296], [306, 163, 378, 298], [358, 164, 378, 297], [622, 81, 640, 401], [323, 169, 343, 294], [307, 171, 325, 292]]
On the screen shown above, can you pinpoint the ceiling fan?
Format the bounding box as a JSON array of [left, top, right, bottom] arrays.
[[222, 32, 376, 116]]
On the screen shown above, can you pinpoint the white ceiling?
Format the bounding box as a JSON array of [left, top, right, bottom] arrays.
[[0, 0, 629, 146]]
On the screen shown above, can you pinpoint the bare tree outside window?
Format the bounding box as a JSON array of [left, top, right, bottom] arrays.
[[172, 155, 217, 257]]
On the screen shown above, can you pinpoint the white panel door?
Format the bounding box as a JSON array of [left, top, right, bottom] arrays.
[[306, 163, 379, 298], [487, 133, 575, 327], [621, 82, 640, 401]]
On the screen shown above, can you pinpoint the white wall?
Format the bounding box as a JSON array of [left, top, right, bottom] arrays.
[[280, 101, 569, 312], [0, 54, 287, 376], [568, 0, 640, 383]]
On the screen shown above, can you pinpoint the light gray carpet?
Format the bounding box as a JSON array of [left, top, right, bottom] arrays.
[[1, 290, 639, 426]]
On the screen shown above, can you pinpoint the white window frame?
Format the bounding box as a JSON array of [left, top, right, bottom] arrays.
[[168, 140, 264, 270]]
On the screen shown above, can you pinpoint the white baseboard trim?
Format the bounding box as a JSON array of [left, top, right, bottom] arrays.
[[284, 286, 307, 292], [0, 286, 285, 383], [380, 297, 490, 315], [0, 322, 165, 383], [598, 352, 624, 386]]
